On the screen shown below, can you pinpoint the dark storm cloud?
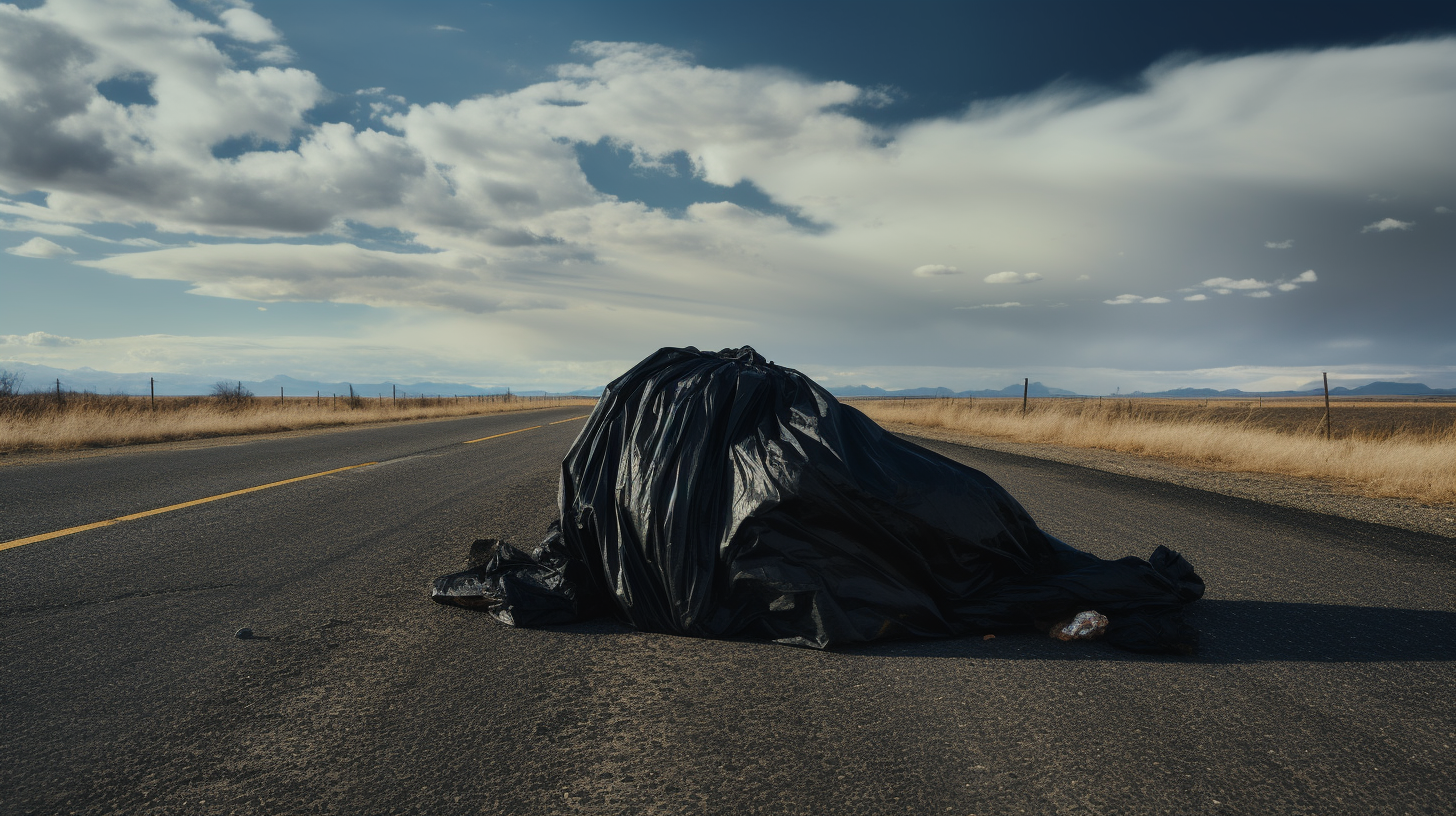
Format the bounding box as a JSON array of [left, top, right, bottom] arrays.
[[0, 9, 116, 182]]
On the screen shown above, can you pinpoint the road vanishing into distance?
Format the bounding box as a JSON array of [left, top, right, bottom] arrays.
[[3, 406, 1453, 815]]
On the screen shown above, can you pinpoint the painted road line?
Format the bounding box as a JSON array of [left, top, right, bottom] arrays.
[[548, 415, 590, 425], [0, 462, 377, 553], [463, 425, 542, 444]]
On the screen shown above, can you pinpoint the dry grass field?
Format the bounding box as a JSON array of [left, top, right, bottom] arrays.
[[852, 397, 1456, 505], [1046, 397, 1456, 439], [0, 391, 596, 454]]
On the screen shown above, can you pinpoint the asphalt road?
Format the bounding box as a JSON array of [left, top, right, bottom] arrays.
[[2, 409, 1453, 815]]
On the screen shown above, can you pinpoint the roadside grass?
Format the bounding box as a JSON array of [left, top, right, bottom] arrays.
[[0, 392, 597, 453], [852, 397, 1456, 505]]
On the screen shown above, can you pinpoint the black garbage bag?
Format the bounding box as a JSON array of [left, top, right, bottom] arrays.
[[433, 346, 1203, 652]]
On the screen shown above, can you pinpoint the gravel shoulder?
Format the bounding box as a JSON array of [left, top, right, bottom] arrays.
[[883, 421, 1456, 540]]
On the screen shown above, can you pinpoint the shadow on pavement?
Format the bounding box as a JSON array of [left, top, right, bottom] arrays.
[[542, 599, 1456, 664], [1185, 599, 1456, 663], [845, 599, 1456, 663]]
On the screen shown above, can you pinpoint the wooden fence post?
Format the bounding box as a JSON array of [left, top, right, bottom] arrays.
[[1323, 372, 1331, 440], [1022, 378, 1028, 415]]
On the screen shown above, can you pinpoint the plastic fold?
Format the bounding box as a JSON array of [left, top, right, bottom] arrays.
[[433, 346, 1203, 652]]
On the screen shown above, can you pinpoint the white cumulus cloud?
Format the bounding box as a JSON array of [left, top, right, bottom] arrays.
[[1198, 269, 1317, 296], [220, 7, 281, 43], [0, 331, 81, 346], [955, 302, 1022, 309], [1362, 217, 1414, 232], [912, 264, 960, 277], [1, 218, 93, 238], [1184, 293, 1207, 301], [1104, 294, 1168, 305], [1265, 239, 1294, 249], [1201, 277, 1271, 290], [6, 236, 76, 258], [984, 271, 1043, 284], [1278, 269, 1318, 291], [78, 242, 558, 313]]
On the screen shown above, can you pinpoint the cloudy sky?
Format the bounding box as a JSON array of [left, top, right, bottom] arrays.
[[2, 0, 1453, 393]]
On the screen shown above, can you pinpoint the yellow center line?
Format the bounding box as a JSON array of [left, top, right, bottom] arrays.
[[462, 425, 542, 444], [548, 414, 591, 425], [0, 462, 377, 553]]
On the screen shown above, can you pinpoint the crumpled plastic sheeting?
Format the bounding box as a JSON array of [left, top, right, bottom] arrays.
[[433, 346, 1204, 652]]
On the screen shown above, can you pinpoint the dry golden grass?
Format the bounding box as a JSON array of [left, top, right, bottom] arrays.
[[0, 392, 596, 453], [851, 397, 1456, 505]]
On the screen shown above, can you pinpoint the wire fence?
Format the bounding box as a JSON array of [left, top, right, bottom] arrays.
[[0, 374, 595, 421]]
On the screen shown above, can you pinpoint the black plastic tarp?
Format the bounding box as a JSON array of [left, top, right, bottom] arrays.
[[433, 346, 1203, 652]]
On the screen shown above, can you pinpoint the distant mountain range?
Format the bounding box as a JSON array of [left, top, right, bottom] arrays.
[[828, 382, 1078, 398], [0, 362, 602, 398], [2, 361, 1449, 399], [828, 380, 1456, 398], [1125, 381, 1456, 397]]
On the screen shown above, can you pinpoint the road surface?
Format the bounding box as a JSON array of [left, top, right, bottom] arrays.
[[2, 408, 1453, 814]]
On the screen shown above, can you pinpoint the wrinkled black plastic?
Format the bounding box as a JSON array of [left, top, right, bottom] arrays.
[[433, 346, 1203, 652]]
